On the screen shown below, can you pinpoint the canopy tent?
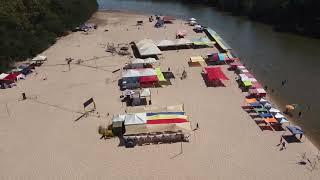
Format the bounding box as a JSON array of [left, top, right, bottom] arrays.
[[189, 17, 196, 21], [208, 53, 233, 62], [249, 88, 267, 97], [136, 39, 162, 57], [131, 58, 157, 64], [204, 28, 232, 51], [139, 75, 158, 83], [190, 56, 205, 63], [189, 20, 197, 25], [0, 73, 9, 80], [140, 88, 151, 97], [287, 125, 304, 135], [192, 37, 215, 46], [112, 115, 126, 123], [242, 81, 252, 87], [162, 16, 176, 22], [269, 107, 281, 113], [155, 68, 166, 82], [147, 112, 185, 116], [175, 38, 192, 46], [124, 113, 147, 126], [31, 55, 47, 62], [3, 73, 18, 81], [147, 114, 187, 120], [124, 122, 192, 135], [122, 68, 157, 78], [204, 67, 229, 81], [157, 40, 175, 47]]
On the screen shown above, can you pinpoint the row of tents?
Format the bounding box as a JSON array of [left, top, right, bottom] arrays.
[[112, 111, 191, 137], [229, 62, 267, 98], [121, 67, 167, 89], [0, 55, 47, 89]]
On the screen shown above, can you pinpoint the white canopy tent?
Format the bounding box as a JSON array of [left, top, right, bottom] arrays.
[[124, 113, 147, 125], [157, 40, 175, 47], [131, 58, 157, 64], [140, 88, 151, 97], [175, 38, 192, 46], [31, 55, 47, 62], [122, 68, 157, 78], [0, 73, 9, 80], [136, 39, 162, 57]]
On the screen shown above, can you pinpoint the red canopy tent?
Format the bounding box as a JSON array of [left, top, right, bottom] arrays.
[[3, 73, 18, 82], [139, 75, 158, 87], [204, 67, 229, 81], [203, 67, 229, 87]]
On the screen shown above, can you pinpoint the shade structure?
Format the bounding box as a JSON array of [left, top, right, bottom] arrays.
[[189, 17, 196, 21], [139, 75, 158, 83], [192, 37, 215, 46], [278, 118, 289, 124], [204, 28, 232, 51], [157, 40, 175, 47], [132, 58, 157, 64], [251, 82, 263, 89], [242, 81, 252, 87], [190, 56, 205, 63], [0, 73, 9, 80], [140, 88, 151, 97], [155, 68, 166, 81], [147, 114, 187, 120], [204, 67, 229, 81], [209, 53, 233, 62], [175, 38, 192, 46], [124, 113, 147, 125], [3, 73, 18, 81], [287, 125, 304, 135], [147, 112, 185, 116], [112, 115, 126, 123], [122, 68, 157, 78], [269, 107, 281, 113], [189, 56, 205, 66], [274, 113, 285, 119], [31, 55, 47, 61], [136, 39, 162, 57], [124, 122, 192, 135]]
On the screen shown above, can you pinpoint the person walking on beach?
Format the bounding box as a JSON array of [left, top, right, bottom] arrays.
[[298, 111, 302, 118], [281, 142, 286, 150]]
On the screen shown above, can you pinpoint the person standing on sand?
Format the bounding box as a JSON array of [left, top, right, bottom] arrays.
[[281, 142, 286, 150]]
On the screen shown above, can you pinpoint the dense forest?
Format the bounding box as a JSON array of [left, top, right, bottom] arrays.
[[0, 0, 98, 70]]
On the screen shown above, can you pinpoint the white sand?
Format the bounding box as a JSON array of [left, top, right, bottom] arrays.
[[0, 11, 319, 179]]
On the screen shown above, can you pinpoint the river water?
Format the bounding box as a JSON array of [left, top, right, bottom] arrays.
[[98, 0, 320, 148]]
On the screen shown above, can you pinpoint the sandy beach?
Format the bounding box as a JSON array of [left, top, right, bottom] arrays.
[[0, 11, 319, 179]]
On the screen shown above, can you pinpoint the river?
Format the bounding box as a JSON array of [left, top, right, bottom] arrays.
[[98, 0, 320, 148]]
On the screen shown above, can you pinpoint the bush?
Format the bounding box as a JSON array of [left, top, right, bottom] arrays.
[[0, 0, 98, 70]]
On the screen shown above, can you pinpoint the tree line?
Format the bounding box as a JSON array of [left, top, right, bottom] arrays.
[[186, 0, 320, 37], [0, 0, 98, 71]]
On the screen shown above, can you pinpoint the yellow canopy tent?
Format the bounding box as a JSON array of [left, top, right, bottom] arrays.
[[189, 56, 205, 67]]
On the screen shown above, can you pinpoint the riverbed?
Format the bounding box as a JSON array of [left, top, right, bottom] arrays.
[[98, 0, 320, 148]]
